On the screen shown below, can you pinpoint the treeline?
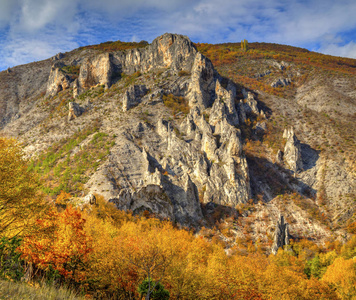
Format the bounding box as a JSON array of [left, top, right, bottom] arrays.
[[1, 137, 356, 299]]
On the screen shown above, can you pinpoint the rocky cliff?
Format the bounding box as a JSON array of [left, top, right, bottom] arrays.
[[0, 33, 355, 251]]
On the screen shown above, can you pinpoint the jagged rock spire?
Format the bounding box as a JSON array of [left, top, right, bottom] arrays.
[[271, 215, 290, 254], [283, 127, 303, 175]]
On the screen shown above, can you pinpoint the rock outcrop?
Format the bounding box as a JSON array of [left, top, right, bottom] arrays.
[[188, 52, 215, 108], [283, 128, 303, 174], [1, 31, 355, 249], [46, 64, 71, 97], [242, 90, 260, 115], [114, 33, 198, 75], [68, 102, 83, 121], [276, 150, 283, 164], [51, 52, 64, 61], [271, 78, 291, 88], [110, 185, 174, 220], [271, 215, 290, 254], [84, 193, 96, 205], [122, 85, 148, 111], [76, 53, 114, 95]]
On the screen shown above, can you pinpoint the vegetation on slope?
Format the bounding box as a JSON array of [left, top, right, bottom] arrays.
[[1, 137, 356, 299], [196, 40, 356, 220], [28, 121, 115, 196], [79, 40, 149, 52], [0, 280, 84, 300]]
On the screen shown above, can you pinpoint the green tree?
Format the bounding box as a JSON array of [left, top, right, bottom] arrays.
[[0, 137, 45, 237], [138, 278, 169, 300], [0, 236, 24, 280]]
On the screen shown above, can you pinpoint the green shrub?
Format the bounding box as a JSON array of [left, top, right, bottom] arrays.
[[138, 278, 170, 300], [0, 237, 24, 281]]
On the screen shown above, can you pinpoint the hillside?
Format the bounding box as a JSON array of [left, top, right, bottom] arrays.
[[0, 33, 355, 254]]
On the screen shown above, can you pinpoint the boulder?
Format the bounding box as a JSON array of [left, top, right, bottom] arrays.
[[84, 193, 96, 205]]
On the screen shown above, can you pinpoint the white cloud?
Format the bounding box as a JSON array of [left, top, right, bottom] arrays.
[[1, 36, 79, 69], [1, 0, 356, 70], [319, 41, 356, 59], [0, 0, 21, 28]]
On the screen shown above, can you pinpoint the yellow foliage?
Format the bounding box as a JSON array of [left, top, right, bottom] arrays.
[[323, 257, 356, 299], [0, 137, 45, 237], [55, 190, 72, 205]]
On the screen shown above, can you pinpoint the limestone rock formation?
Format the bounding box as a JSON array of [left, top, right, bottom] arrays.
[[271, 77, 291, 88], [188, 52, 215, 108], [283, 128, 303, 173], [243, 91, 260, 115], [238, 100, 247, 123], [51, 52, 64, 61], [1, 31, 355, 249], [271, 216, 290, 254], [46, 64, 71, 97], [122, 85, 148, 111], [213, 80, 239, 126], [255, 121, 267, 134], [68, 102, 83, 121], [110, 185, 174, 220], [76, 53, 114, 95], [84, 193, 96, 205]]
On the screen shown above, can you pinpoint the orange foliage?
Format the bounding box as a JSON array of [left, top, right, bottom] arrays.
[[19, 206, 91, 282], [55, 190, 72, 205], [12, 195, 354, 299]]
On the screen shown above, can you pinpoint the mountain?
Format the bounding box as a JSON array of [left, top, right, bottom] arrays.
[[0, 33, 355, 253]]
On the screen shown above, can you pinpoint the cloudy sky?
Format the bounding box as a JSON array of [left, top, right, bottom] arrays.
[[1, 0, 356, 71]]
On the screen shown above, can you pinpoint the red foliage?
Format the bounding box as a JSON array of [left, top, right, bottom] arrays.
[[19, 206, 92, 282]]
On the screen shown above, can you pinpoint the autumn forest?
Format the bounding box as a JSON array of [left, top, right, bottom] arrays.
[[0, 136, 356, 299]]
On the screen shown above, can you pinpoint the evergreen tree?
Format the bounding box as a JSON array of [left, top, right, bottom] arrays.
[[138, 278, 170, 300]]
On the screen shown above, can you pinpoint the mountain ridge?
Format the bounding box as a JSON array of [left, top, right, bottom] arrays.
[[0, 33, 355, 252]]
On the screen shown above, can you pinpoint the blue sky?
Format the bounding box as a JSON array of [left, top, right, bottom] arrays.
[[1, 0, 356, 71]]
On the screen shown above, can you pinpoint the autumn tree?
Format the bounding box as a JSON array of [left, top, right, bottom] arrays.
[[241, 39, 248, 51], [0, 137, 45, 237], [19, 206, 92, 283], [118, 220, 174, 300], [322, 257, 356, 299]]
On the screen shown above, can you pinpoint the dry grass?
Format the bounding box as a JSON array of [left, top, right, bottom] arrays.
[[162, 94, 190, 116], [0, 280, 84, 300]]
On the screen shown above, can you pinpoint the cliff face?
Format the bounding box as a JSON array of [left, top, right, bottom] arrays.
[[0, 33, 355, 248], [0, 33, 253, 226]]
